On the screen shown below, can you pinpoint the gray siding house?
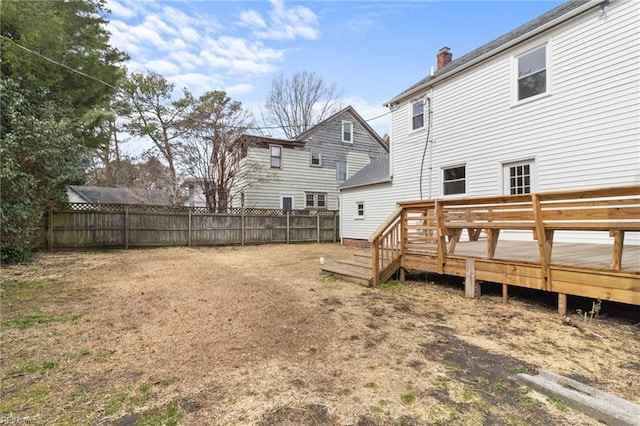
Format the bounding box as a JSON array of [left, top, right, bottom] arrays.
[[233, 106, 388, 210]]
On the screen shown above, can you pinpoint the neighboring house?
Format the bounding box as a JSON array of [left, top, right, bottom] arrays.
[[232, 106, 388, 210], [67, 185, 172, 205], [341, 0, 639, 245], [181, 180, 207, 208]]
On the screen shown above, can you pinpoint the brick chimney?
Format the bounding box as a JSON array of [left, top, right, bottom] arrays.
[[437, 46, 452, 70]]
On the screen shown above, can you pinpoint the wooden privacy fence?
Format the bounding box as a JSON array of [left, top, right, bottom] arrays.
[[47, 203, 339, 249]]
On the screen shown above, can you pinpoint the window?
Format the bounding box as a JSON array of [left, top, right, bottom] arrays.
[[310, 150, 322, 167], [356, 201, 364, 219], [281, 195, 294, 210], [517, 45, 547, 101], [504, 160, 534, 195], [337, 162, 348, 182], [342, 121, 353, 143], [305, 192, 327, 209], [270, 145, 281, 168], [411, 99, 424, 130], [443, 165, 466, 196]]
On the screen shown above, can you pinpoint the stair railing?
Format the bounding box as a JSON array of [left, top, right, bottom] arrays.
[[368, 206, 404, 286]]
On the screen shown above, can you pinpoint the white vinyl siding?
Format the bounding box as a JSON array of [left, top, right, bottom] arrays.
[[347, 0, 639, 245], [340, 183, 396, 240]]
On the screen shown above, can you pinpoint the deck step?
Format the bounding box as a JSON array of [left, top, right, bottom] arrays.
[[336, 259, 373, 275], [321, 265, 371, 286], [352, 252, 373, 263]]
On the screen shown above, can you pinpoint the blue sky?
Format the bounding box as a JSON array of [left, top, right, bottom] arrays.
[[105, 0, 564, 149]]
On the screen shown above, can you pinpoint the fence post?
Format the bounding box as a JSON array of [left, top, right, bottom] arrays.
[[241, 208, 245, 246], [48, 205, 54, 252], [333, 211, 337, 243], [286, 210, 290, 244], [124, 205, 129, 249], [188, 209, 192, 247], [317, 213, 321, 243]]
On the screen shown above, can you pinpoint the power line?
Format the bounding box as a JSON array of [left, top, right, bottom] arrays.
[[1, 35, 118, 90], [2, 35, 393, 131]]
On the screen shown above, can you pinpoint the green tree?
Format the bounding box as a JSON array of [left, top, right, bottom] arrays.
[[121, 72, 193, 204], [1, 81, 88, 263], [0, 0, 127, 263], [1, 0, 127, 134]]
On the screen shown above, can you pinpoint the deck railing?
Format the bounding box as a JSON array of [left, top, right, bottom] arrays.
[[370, 185, 640, 309]]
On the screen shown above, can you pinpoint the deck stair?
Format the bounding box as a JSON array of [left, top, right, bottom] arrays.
[[321, 251, 373, 286]]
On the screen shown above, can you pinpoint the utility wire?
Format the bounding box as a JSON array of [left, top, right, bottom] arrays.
[[2, 35, 393, 132], [1, 35, 118, 90]]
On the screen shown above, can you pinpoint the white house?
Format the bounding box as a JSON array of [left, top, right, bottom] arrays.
[[233, 106, 388, 211], [340, 0, 639, 245]]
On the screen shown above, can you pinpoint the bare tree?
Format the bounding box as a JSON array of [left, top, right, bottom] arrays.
[[120, 71, 193, 204], [264, 71, 343, 138], [180, 91, 272, 212]]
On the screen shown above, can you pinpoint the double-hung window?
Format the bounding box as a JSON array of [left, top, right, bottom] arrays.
[[443, 165, 466, 196], [342, 121, 353, 143], [305, 192, 327, 209], [337, 161, 348, 182], [310, 150, 322, 167], [517, 45, 547, 101], [270, 145, 282, 168], [411, 99, 424, 130]]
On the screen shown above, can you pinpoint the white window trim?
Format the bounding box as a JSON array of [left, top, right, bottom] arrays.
[[342, 121, 353, 143], [337, 161, 348, 182], [310, 150, 322, 167], [355, 201, 365, 220], [409, 98, 426, 132], [280, 194, 295, 210], [270, 144, 282, 168], [441, 163, 467, 197], [500, 158, 537, 195], [512, 40, 552, 106], [304, 192, 328, 209]]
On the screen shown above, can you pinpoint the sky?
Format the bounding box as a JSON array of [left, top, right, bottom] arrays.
[[104, 0, 564, 156]]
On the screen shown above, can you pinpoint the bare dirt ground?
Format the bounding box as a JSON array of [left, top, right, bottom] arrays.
[[1, 244, 639, 426]]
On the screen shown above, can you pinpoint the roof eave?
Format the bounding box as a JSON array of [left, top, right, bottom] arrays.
[[339, 176, 393, 191], [383, 0, 603, 107]]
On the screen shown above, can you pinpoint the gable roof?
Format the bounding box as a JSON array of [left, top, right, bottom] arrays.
[[296, 105, 388, 152], [68, 185, 171, 205], [240, 105, 388, 152], [385, 0, 599, 106], [340, 154, 391, 190]]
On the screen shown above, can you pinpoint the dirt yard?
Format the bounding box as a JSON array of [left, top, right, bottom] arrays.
[[1, 244, 639, 425]]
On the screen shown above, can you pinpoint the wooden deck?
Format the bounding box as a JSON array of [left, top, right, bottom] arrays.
[[362, 185, 640, 315]]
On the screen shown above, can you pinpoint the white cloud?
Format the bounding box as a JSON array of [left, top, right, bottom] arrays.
[[145, 59, 181, 75], [239, 0, 319, 41], [105, 0, 138, 19]]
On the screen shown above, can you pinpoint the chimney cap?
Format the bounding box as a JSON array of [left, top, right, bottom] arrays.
[[438, 46, 451, 53]]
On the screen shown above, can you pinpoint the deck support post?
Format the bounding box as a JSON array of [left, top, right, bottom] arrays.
[[371, 239, 380, 287], [465, 258, 480, 298], [610, 230, 624, 270], [399, 267, 406, 282], [558, 293, 567, 316], [502, 284, 509, 304]]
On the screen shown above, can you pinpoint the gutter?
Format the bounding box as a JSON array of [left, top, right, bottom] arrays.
[[384, 0, 604, 106], [339, 176, 393, 191]]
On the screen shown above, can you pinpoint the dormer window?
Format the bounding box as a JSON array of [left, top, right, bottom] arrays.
[[342, 121, 353, 143], [411, 99, 424, 130]]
